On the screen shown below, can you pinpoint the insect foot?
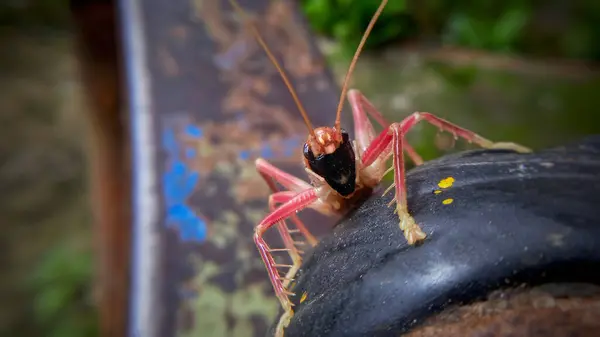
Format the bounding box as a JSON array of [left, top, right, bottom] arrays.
[[275, 308, 293, 337], [397, 206, 427, 245], [487, 141, 532, 153]]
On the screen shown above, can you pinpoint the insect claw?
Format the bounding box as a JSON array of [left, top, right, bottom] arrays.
[[287, 229, 301, 234], [283, 290, 296, 296], [382, 183, 395, 197], [293, 241, 306, 246], [387, 197, 397, 208]]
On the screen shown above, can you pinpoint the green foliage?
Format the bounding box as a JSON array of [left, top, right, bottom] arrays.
[[444, 5, 530, 52], [563, 1, 600, 59], [0, 0, 71, 29], [301, 0, 415, 55], [300, 0, 600, 60], [30, 243, 98, 337]]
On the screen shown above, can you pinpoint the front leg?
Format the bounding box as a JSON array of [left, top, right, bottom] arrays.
[[361, 112, 532, 244], [256, 158, 318, 246], [254, 189, 319, 337], [255, 158, 328, 337]]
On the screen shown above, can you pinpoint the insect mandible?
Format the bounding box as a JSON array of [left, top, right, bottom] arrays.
[[229, 1, 531, 336]]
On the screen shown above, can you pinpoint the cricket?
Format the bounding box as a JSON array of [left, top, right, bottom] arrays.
[[229, 0, 531, 336]]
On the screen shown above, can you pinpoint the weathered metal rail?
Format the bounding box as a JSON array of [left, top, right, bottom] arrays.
[[74, 0, 346, 336], [71, 1, 129, 337], [71, 1, 600, 337]]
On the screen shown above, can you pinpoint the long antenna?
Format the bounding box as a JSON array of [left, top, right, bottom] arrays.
[[228, 0, 317, 139], [334, 0, 388, 132]]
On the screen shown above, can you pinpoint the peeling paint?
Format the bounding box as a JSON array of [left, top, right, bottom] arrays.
[[170, 1, 334, 335], [442, 198, 454, 205], [179, 262, 280, 337], [438, 176, 455, 189], [162, 125, 207, 242]]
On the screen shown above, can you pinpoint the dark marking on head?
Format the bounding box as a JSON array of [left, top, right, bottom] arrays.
[[304, 129, 356, 196]]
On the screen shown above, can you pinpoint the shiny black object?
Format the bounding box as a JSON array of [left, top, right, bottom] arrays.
[[303, 130, 356, 196], [276, 135, 600, 337]]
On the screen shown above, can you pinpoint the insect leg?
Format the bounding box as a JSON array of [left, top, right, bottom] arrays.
[[256, 158, 318, 246], [267, 191, 306, 285], [389, 123, 428, 243], [414, 112, 532, 153], [358, 122, 426, 244], [268, 191, 322, 288], [255, 189, 319, 337], [361, 112, 532, 244], [348, 89, 423, 165], [256, 158, 312, 192]]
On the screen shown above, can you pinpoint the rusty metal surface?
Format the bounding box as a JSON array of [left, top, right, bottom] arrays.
[[118, 0, 346, 336], [70, 1, 130, 337], [405, 284, 600, 337]]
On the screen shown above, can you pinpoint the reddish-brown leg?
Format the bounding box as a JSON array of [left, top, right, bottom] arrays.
[[268, 191, 317, 288], [256, 158, 318, 246], [361, 112, 531, 243], [255, 188, 319, 337], [267, 191, 304, 282], [255, 158, 327, 337], [348, 89, 423, 165]]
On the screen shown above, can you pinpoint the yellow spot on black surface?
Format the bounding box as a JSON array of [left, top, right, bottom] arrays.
[[300, 292, 308, 303], [442, 198, 454, 205], [438, 176, 455, 189], [433, 190, 442, 194]]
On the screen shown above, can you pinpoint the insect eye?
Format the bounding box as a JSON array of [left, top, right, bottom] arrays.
[[340, 129, 349, 143], [303, 142, 314, 161]]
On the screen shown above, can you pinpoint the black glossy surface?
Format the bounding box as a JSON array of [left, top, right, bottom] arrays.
[[278, 136, 600, 337], [304, 130, 357, 197]]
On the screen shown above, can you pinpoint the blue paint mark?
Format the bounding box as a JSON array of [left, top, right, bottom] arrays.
[[239, 150, 251, 160], [185, 148, 195, 159], [260, 145, 275, 159], [235, 135, 303, 161], [282, 135, 302, 157], [185, 125, 203, 138], [162, 128, 178, 152], [162, 124, 206, 242]]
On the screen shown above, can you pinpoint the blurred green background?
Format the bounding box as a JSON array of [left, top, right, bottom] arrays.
[[303, 0, 600, 59], [1, 0, 599, 337]]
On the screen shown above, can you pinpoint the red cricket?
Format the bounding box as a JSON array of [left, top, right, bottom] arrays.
[[229, 1, 530, 336]]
